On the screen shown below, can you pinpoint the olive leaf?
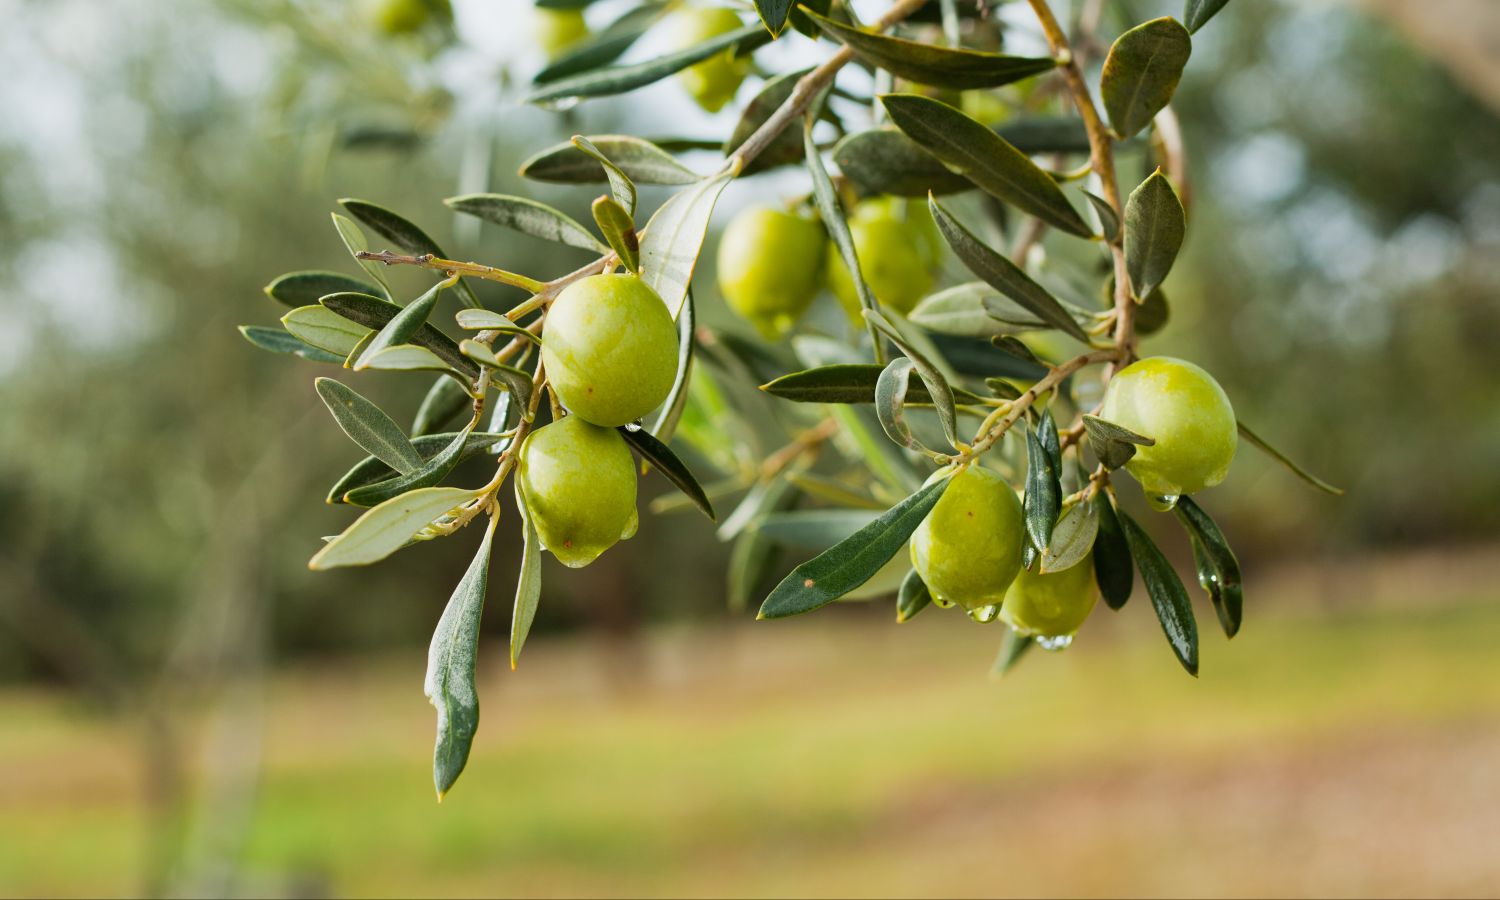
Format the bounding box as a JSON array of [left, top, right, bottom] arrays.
[[353, 278, 449, 370], [618, 425, 716, 522], [572, 136, 637, 217], [525, 22, 771, 106], [358, 346, 466, 380], [753, 0, 795, 36], [1024, 422, 1062, 556], [412, 375, 473, 437], [343, 425, 474, 507], [805, 105, 882, 356], [874, 357, 927, 452], [1083, 191, 1121, 243], [510, 483, 544, 669], [1100, 17, 1192, 140], [533, 3, 668, 84], [726, 478, 797, 612], [751, 510, 881, 550], [315, 378, 423, 474], [321, 292, 480, 379], [883, 94, 1092, 237], [282, 305, 372, 357], [896, 566, 931, 623], [1041, 497, 1098, 574], [990, 627, 1034, 678], [761, 363, 984, 405], [1173, 496, 1243, 638], [638, 173, 732, 320], [1136, 285, 1171, 335], [424, 515, 496, 799], [339, 199, 481, 309], [263, 270, 380, 308], [1092, 492, 1134, 610], [310, 486, 483, 570], [909, 283, 1048, 338], [519, 135, 699, 185], [458, 341, 534, 415], [1083, 414, 1154, 470], [866, 311, 958, 449], [929, 197, 1093, 342], [806, 9, 1055, 90], [591, 195, 640, 273], [1124, 169, 1186, 299], [331, 213, 392, 297], [832, 128, 973, 198], [444, 193, 607, 253], [725, 68, 812, 175], [1237, 420, 1345, 496], [1184, 0, 1232, 33], [1118, 510, 1198, 676], [650, 288, 695, 442], [238, 325, 344, 364], [758, 476, 950, 619], [327, 431, 509, 506]]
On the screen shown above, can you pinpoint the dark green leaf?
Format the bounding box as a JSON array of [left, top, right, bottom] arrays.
[[929, 197, 1093, 342], [525, 23, 771, 105], [327, 431, 509, 506], [413, 375, 473, 437], [518, 135, 699, 185], [1100, 17, 1192, 140], [1123, 169, 1185, 299], [1083, 191, 1120, 243], [1039, 409, 1062, 477], [321, 292, 479, 379], [867, 311, 958, 449], [444, 193, 606, 253], [1042, 497, 1098, 574], [263, 270, 380, 308], [990, 627, 1033, 677], [754, 0, 794, 35], [1136, 285, 1171, 335], [339, 198, 480, 309], [238, 325, 343, 364], [1093, 492, 1133, 610], [618, 425, 715, 522], [343, 426, 474, 507], [354, 278, 447, 370], [511, 485, 543, 668], [1084, 414, 1154, 470], [761, 364, 984, 405], [1173, 496, 1243, 638], [639, 173, 732, 319], [533, 3, 668, 84], [758, 476, 950, 619], [1237, 420, 1344, 495], [805, 107, 880, 350], [310, 486, 482, 570], [896, 566, 931, 622], [883, 94, 1092, 237], [424, 516, 496, 799], [992, 335, 1043, 366], [650, 288, 695, 442], [808, 9, 1054, 89], [315, 378, 423, 474], [985, 377, 1023, 400], [591, 195, 640, 273], [832, 127, 973, 197], [724, 68, 811, 175], [1024, 424, 1062, 555], [1119, 510, 1198, 675], [1183, 0, 1232, 33], [572, 136, 637, 216]]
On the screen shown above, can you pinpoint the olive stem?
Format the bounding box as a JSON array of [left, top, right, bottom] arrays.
[[952, 348, 1119, 465], [354, 250, 546, 293]]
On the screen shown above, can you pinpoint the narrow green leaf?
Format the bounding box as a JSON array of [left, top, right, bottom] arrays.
[[618, 425, 715, 522], [511, 485, 544, 669], [413, 375, 473, 437], [808, 9, 1055, 89], [761, 363, 984, 405], [910, 282, 1048, 338], [1041, 497, 1098, 574], [1173, 496, 1243, 639], [525, 22, 771, 105], [1083, 191, 1121, 243], [724, 68, 811, 175], [929, 197, 1093, 342], [424, 515, 496, 799], [328, 431, 509, 506], [758, 477, 950, 619], [805, 109, 879, 350], [592, 195, 640, 272], [896, 566, 931, 622], [638, 173, 731, 319], [354, 279, 447, 370], [1083, 414, 1154, 471], [1136, 285, 1171, 335], [533, 3, 668, 84], [444, 193, 606, 253], [343, 425, 474, 507], [321, 292, 480, 379], [752, 510, 880, 550], [754, 0, 794, 36], [883, 94, 1092, 237], [1238, 421, 1345, 496], [458, 341, 534, 413], [264, 270, 380, 308], [1024, 424, 1062, 555], [311, 486, 482, 570], [1039, 408, 1062, 473], [518, 135, 699, 185], [339, 198, 481, 309], [360, 345, 464, 378], [832, 120, 1091, 198], [1100, 17, 1192, 139], [1123, 169, 1186, 299], [875, 357, 924, 451], [331, 213, 392, 297], [726, 478, 796, 612], [238, 325, 343, 364], [314, 378, 423, 474], [990, 627, 1034, 678], [573, 136, 637, 217], [282, 305, 372, 357], [1184, 0, 1232, 33], [867, 311, 958, 449], [992, 335, 1043, 366], [1093, 492, 1133, 609], [650, 288, 695, 442], [1119, 510, 1198, 675]]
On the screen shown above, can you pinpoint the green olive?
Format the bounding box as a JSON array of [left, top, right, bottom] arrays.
[[1098, 356, 1238, 497], [666, 7, 751, 113], [909, 466, 1025, 611], [1000, 554, 1099, 638], [535, 8, 590, 58], [542, 273, 679, 428], [717, 206, 826, 339], [368, 0, 449, 34], [517, 416, 638, 568], [827, 198, 938, 321]]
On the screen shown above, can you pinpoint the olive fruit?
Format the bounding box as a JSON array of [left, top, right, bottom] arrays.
[[1000, 554, 1099, 638], [517, 415, 638, 568], [535, 8, 589, 58], [666, 7, 750, 113], [542, 273, 679, 428], [827, 197, 939, 320], [909, 466, 1025, 610], [367, 0, 449, 34], [1098, 356, 1237, 497], [717, 206, 826, 339]]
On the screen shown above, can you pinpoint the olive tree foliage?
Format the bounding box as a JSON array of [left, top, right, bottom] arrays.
[[241, 0, 1341, 797]]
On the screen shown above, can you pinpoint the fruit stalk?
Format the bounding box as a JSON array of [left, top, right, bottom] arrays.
[[955, 348, 1119, 465]]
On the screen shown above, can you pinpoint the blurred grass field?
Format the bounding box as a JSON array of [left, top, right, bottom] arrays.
[[3, 546, 1499, 898]]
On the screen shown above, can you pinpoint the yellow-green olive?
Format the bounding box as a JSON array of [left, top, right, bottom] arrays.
[[1000, 554, 1099, 638], [665, 7, 751, 113], [535, 8, 589, 58], [1098, 356, 1237, 497], [909, 466, 1025, 610], [517, 416, 638, 568], [717, 206, 826, 339]]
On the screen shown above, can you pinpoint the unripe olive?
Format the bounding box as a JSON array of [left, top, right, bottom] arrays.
[[827, 198, 938, 320], [717, 206, 826, 339], [1098, 356, 1238, 497], [909, 466, 1025, 610], [517, 416, 638, 568], [535, 8, 590, 59], [542, 273, 679, 428], [367, 0, 449, 34], [666, 7, 750, 113], [1000, 554, 1099, 638]]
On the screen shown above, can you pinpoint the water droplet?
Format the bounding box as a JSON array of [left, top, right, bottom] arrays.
[[931, 592, 954, 609], [1147, 493, 1180, 512], [1037, 634, 1074, 652], [620, 507, 639, 540], [533, 96, 580, 113], [967, 604, 1001, 623]]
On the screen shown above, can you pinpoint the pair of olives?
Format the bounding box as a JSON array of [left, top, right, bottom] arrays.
[[717, 198, 943, 339], [517, 274, 680, 568], [911, 357, 1237, 638]]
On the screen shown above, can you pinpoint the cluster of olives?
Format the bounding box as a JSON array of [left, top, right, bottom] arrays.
[[518, 274, 680, 568], [717, 197, 943, 339], [910, 357, 1236, 642]]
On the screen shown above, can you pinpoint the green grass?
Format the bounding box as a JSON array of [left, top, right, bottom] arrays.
[[4, 583, 1500, 898]]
